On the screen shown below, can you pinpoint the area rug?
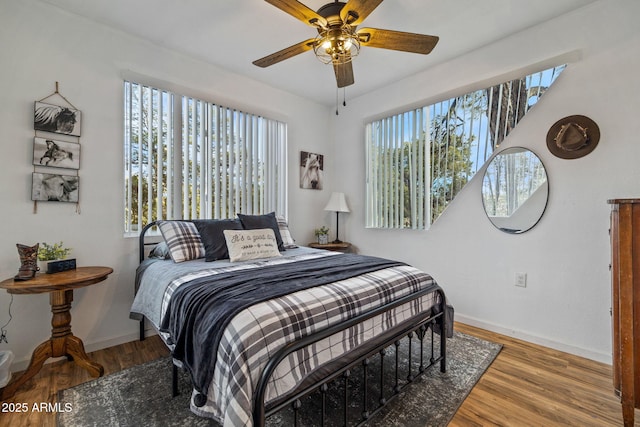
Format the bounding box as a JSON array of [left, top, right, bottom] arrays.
[[57, 331, 501, 427]]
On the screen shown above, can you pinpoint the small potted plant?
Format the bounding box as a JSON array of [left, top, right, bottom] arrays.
[[314, 226, 330, 245], [38, 241, 72, 273]]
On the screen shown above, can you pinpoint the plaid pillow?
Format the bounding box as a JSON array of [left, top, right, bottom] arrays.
[[158, 220, 205, 263], [276, 216, 298, 249]]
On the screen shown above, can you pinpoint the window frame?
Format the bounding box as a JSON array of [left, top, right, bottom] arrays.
[[123, 80, 288, 235]]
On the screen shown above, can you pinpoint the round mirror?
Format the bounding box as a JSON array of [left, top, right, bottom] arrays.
[[482, 147, 548, 234]]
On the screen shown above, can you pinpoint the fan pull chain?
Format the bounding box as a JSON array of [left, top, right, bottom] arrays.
[[336, 88, 348, 115]]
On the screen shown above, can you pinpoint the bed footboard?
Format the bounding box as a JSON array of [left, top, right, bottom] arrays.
[[251, 286, 448, 427]]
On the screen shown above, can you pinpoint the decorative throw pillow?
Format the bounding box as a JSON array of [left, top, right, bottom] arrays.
[[276, 215, 298, 249], [223, 228, 282, 262], [148, 241, 171, 260], [237, 212, 285, 251], [192, 219, 242, 261], [158, 220, 205, 263]]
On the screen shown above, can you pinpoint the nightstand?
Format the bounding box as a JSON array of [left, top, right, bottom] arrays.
[[308, 242, 352, 253], [0, 266, 112, 399]]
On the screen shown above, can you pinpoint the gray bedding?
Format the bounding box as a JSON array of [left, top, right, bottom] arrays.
[[130, 246, 324, 327]]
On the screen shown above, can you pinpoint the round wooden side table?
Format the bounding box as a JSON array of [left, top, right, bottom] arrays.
[[0, 266, 113, 399]]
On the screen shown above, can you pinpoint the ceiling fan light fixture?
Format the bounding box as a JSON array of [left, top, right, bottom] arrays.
[[255, 0, 439, 89], [313, 25, 360, 65]]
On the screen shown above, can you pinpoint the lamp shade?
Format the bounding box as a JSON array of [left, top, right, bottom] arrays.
[[324, 192, 350, 213]]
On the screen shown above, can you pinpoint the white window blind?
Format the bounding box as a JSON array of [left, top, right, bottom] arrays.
[[366, 108, 429, 229], [124, 81, 287, 234], [366, 65, 565, 230]]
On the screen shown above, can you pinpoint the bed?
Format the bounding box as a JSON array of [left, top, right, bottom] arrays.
[[130, 215, 450, 427]]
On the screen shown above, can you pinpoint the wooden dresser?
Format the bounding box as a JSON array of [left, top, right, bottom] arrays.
[[608, 198, 640, 427]]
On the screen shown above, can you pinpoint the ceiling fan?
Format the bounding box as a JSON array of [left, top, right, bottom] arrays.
[[253, 0, 439, 88]]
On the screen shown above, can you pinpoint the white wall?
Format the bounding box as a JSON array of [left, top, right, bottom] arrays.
[[0, 0, 332, 370], [1, 0, 635, 371], [330, 0, 640, 363]]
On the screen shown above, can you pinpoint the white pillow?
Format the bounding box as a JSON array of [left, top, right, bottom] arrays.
[[223, 228, 282, 263]]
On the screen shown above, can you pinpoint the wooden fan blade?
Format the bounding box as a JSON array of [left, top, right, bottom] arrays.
[[265, 0, 327, 28], [340, 0, 383, 26], [334, 61, 355, 88], [253, 39, 316, 68], [357, 27, 439, 54]]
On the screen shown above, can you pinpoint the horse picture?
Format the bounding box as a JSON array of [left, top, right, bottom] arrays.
[[33, 137, 80, 169], [300, 151, 324, 190], [32, 173, 79, 203], [34, 101, 81, 136]]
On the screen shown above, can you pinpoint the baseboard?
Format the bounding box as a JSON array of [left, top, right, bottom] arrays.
[[10, 317, 611, 372], [10, 328, 159, 373], [455, 314, 612, 365]]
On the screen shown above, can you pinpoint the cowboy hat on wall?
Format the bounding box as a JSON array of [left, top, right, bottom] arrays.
[[546, 115, 600, 159]]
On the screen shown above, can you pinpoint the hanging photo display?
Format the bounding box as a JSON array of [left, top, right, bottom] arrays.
[[31, 84, 82, 209]]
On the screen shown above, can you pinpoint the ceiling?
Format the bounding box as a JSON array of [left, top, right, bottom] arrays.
[[39, 0, 598, 106]]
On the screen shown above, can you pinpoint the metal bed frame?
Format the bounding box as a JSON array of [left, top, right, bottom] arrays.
[[137, 220, 448, 427]]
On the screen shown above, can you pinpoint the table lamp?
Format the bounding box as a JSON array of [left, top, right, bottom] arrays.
[[324, 192, 350, 243]]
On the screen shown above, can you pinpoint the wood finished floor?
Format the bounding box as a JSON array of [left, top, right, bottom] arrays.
[[0, 322, 634, 426]]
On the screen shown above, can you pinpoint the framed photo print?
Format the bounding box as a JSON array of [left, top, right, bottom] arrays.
[[34, 101, 81, 137], [33, 137, 80, 169], [300, 151, 324, 190], [32, 172, 79, 203]]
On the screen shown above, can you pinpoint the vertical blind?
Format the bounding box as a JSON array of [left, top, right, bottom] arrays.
[[366, 108, 429, 229], [124, 81, 287, 234], [366, 65, 565, 230]]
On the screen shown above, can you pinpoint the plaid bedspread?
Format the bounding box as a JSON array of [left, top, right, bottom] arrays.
[[161, 254, 409, 399], [132, 250, 441, 426]]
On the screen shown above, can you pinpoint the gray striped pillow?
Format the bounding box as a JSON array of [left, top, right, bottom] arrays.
[[276, 216, 298, 249]]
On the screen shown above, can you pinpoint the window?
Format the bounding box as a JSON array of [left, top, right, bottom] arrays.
[[124, 81, 287, 234], [365, 65, 565, 229]]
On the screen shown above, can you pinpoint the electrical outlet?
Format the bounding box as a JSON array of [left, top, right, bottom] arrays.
[[515, 272, 527, 287]]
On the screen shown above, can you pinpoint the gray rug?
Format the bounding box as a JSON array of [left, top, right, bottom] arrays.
[[58, 331, 501, 427]]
